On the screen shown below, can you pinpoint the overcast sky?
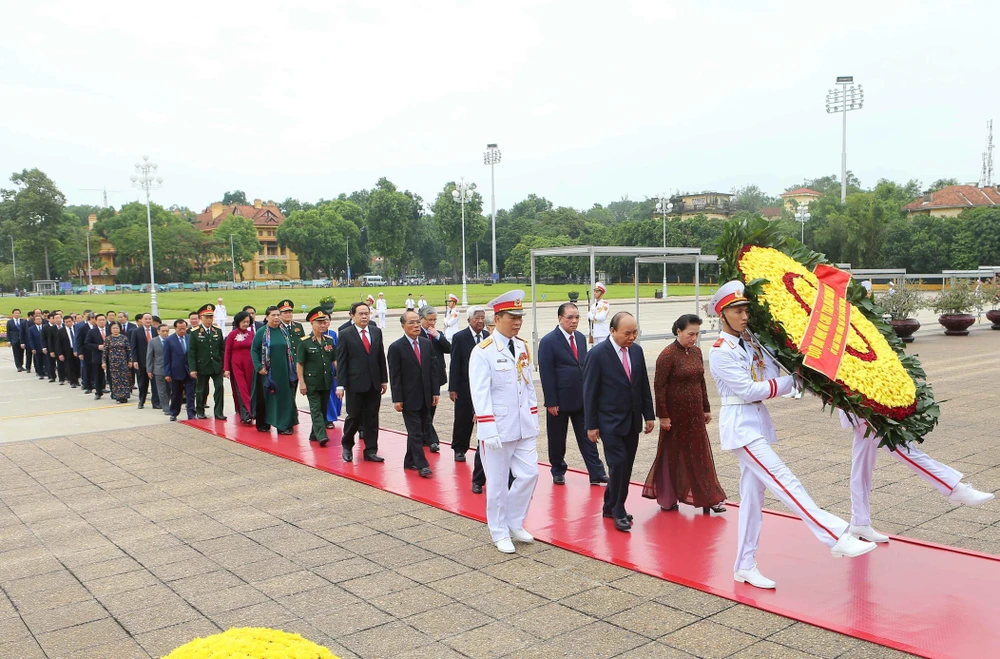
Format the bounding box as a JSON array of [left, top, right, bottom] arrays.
[[2, 0, 997, 213]]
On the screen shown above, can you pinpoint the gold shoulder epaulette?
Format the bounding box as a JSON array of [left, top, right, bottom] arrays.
[[478, 337, 493, 349]]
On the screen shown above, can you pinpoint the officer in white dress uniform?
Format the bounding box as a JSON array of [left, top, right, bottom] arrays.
[[587, 282, 610, 343], [707, 281, 876, 590], [443, 294, 461, 342], [839, 280, 994, 543], [215, 298, 229, 338], [469, 289, 541, 554], [375, 292, 388, 329]]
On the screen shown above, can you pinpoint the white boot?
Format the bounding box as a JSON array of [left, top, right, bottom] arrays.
[[850, 525, 890, 543], [495, 537, 516, 554], [509, 528, 534, 543], [948, 483, 995, 506], [734, 565, 776, 589], [831, 533, 877, 558]]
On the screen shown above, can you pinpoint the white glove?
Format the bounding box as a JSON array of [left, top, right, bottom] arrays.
[[483, 436, 502, 450]]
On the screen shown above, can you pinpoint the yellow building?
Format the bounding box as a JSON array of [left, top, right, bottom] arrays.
[[780, 187, 823, 210], [85, 214, 119, 285], [670, 192, 733, 220], [902, 185, 1000, 218], [194, 200, 301, 281]]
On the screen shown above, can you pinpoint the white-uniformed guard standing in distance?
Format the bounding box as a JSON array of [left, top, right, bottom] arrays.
[[443, 294, 461, 342], [469, 289, 540, 554], [587, 282, 611, 343], [375, 292, 388, 329], [708, 280, 876, 590], [839, 280, 994, 543]]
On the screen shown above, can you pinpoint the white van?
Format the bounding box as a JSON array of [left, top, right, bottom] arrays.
[[362, 275, 385, 287]]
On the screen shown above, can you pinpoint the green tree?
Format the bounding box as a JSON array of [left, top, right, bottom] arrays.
[[928, 178, 959, 192], [277, 206, 357, 279], [731, 184, 779, 213], [222, 190, 248, 205], [430, 181, 487, 278], [366, 178, 411, 277], [213, 215, 260, 281], [265, 259, 287, 276], [0, 168, 70, 280]]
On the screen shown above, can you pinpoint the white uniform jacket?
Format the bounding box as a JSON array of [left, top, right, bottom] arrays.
[[587, 299, 610, 338], [469, 331, 539, 444], [443, 307, 461, 341], [375, 300, 388, 314], [708, 332, 795, 451]]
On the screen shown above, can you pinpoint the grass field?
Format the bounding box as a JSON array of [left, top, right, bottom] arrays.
[[2, 283, 717, 319]]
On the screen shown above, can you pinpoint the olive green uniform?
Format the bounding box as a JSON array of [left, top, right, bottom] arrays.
[[188, 324, 226, 418], [284, 321, 305, 353], [297, 333, 336, 442]]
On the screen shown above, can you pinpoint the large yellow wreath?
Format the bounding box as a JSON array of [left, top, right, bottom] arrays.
[[164, 627, 338, 659], [738, 246, 916, 418]]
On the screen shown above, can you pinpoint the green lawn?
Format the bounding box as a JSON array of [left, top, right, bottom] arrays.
[[3, 283, 717, 319]]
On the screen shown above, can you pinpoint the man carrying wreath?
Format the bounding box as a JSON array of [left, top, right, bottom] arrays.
[[708, 280, 877, 590]]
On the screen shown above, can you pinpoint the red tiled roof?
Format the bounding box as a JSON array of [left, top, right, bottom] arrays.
[[194, 204, 286, 232], [902, 185, 1000, 212], [780, 187, 823, 197], [760, 207, 783, 218]]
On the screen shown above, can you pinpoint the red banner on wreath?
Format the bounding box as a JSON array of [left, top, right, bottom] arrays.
[[799, 264, 852, 379]]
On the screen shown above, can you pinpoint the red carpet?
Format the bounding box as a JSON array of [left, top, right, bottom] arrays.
[[184, 414, 999, 659]]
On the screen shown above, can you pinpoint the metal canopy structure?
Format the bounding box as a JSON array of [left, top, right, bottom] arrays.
[[632, 254, 720, 344], [528, 245, 704, 353]]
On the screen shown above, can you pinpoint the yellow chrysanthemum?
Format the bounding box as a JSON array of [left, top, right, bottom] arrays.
[[738, 246, 916, 416], [164, 627, 338, 659]]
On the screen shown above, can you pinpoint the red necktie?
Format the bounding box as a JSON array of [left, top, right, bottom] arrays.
[[621, 347, 631, 382], [413, 339, 421, 365], [569, 334, 578, 361], [146, 328, 151, 342], [361, 329, 370, 354]]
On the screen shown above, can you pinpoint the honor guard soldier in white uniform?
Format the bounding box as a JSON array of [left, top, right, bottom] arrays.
[[443, 294, 461, 341], [375, 292, 388, 329], [587, 282, 610, 343], [708, 280, 876, 590], [469, 289, 540, 554], [837, 282, 994, 543]]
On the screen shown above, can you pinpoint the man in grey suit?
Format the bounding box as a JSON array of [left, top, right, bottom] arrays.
[[146, 323, 171, 416]]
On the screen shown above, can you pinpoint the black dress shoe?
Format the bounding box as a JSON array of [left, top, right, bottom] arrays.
[[215, 415, 227, 421], [602, 511, 634, 522], [455, 453, 467, 462], [152, 404, 161, 409], [553, 475, 566, 485], [661, 504, 679, 512], [613, 518, 632, 532], [325, 422, 335, 429], [363, 453, 384, 462], [471, 483, 483, 494], [137, 403, 144, 409], [342, 448, 353, 462], [94, 394, 103, 400], [419, 467, 433, 478], [240, 415, 252, 424], [277, 429, 293, 435], [308, 436, 318, 442], [319, 437, 329, 448], [429, 443, 440, 453], [195, 413, 208, 420], [590, 475, 609, 485], [82, 389, 92, 394], [169, 415, 177, 421]]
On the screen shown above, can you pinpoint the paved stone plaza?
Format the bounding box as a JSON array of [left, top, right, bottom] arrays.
[[0, 311, 997, 658]]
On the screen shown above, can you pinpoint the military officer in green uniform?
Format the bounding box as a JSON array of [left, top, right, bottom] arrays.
[[189, 303, 227, 420], [278, 299, 306, 351], [297, 306, 336, 447]]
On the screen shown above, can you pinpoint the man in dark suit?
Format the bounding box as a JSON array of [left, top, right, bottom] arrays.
[[336, 301, 388, 463], [418, 306, 450, 453], [242, 306, 264, 331], [583, 311, 655, 532], [163, 319, 195, 421], [85, 314, 109, 399], [75, 312, 95, 393], [449, 306, 488, 465], [55, 314, 80, 387], [43, 312, 61, 382], [117, 312, 137, 337], [539, 302, 609, 486], [129, 312, 156, 409], [147, 323, 171, 416], [337, 304, 356, 332], [388, 310, 439, 478], [7, 309, 27, 372], [26, 312, 47, 379]]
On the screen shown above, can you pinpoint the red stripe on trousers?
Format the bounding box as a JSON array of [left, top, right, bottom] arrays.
[[743, 446, 840, 542], [894, 448, 954, 492]]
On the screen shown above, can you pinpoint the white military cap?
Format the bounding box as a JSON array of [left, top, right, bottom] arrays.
[[488, 289, 525, 317], [708, 280, 751, 316], [861, 280, 872, 293], [594, 282, 607, 293], [448, 293, 459, 303]]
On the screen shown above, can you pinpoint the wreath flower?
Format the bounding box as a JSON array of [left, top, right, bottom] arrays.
[[164, 627, 338, 659], [718, 216, 940, 451]]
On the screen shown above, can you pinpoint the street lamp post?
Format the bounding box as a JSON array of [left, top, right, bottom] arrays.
[[655, 194, 673, 297], [130, 155, 163, 315], [451, 177, 474, 306], [795, 205, 811, 244], [483, 144, 501, 282], [825, 76, 864, 203]]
